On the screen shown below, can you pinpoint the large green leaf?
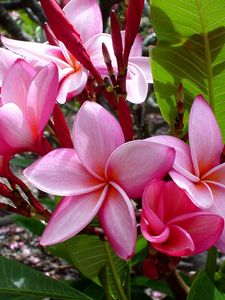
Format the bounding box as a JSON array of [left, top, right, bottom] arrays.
[[150, 0, 225, 139], [187, 271, 225, 300], [0, 256, 92, 300], [48, 235, 128, 299]]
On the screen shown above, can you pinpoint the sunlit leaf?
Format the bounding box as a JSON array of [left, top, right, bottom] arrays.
[[150, 0, 225, 139]]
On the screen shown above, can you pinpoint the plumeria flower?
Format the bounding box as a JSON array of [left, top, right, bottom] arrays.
[[24, 101, 175, 260], [148, 96, 225, 252], [0, 59, 58, 155], [1, 0, 101, 104], [85, 31, 152, 104], [141, 180, 224, 256], [2, 0, 152, 104], [1, 36, 88, 105]]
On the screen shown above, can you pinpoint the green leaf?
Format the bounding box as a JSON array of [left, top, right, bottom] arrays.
[[0, 295, 41, 300], [150, 0, 225, 140], [48, 235, 128, 299], [187, 271, 225, 300], [132, 236, 147, 266], [48, 235, 107, 283], [0, 256, 93, 300], [10, 155, 34, 168]]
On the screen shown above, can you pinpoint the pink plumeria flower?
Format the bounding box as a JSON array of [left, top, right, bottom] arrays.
[[2, 0, 152, 104], [1, 36, 88, 105], [148, 96, 225, 252], [1, 0, 101, 104], [24, 101, 175, 260], [0, 59, 58, 155], [63, 0, 152, 103], [141, 180, 224, 257]]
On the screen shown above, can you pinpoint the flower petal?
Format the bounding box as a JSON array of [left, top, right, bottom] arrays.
[[128, 57, 153, 83], [189, 95, 223, 177], [143, 180, 198, 223], [170, 170, 213, 208], [142, 180, 168, 229], [24, 149, 105, 196], [120, 31, 142, 57], [26, 63, 59, 135], [148, 135, 198, 181], [204, 183, 225, 252], [0, 103, 33, 154], [0, 48, 19, 85], [152, 225, 195, 257], [2, 59, 36, 110], [40, 186, 108, 246], [85, 33, 116, 73], [106, 140, 175, 198], [64, 0, 103, 43], [98, 182, 137, 260], [73, 101, 125, 179], [126, 62, 148, 104], [141, 216, 170, 244], [202, 162, 225, 188], [1, 36, 69, 69], [57, 66, 88, 104], [174, 212, 224, 255]]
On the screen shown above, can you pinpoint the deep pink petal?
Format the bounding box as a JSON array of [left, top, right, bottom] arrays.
[[98, 182, 137, 260], [0, 48, 20, 85], [57, 66, 88, 104], [40, 186, 108, 246], [143, 180, 198, 224], [204, 183, 225, 252], [152, 225, 195, 257], [170, 170, 213, 208], [142, 180, 167, 227], [126, 62, 148, 104], [189, 95, 223, 177], [128, 57, 153, 83], [141, 216, 170, 243], [64, 0, 103, 43], [26, 63, 58, 135], [1, 36, 68, 69], [0, 103, 33, 154], [1, 59, 36, 110], [174, 212, 224, 255], [24, 149, 105, 196], [147, 135, 197, 181], [73, 101, 125, 179], [106, 140, 175, 198]]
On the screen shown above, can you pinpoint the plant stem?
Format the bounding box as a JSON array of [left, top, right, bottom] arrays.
[[166, 270, 189, 300], [205, 247, 218, 280], [104, 242, 128, 300]]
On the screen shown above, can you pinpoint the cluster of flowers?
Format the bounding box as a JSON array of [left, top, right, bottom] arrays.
[[0, 0, 225, 262]]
